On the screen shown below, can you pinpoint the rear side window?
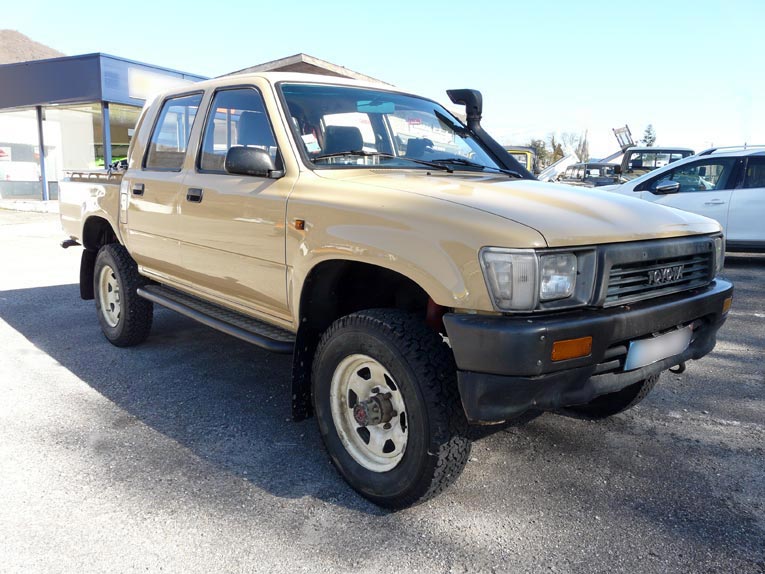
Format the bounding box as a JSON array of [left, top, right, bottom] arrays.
[[743, 157, 765, 189], [199, 88, 277, 173], [145, 93, 203, 171]]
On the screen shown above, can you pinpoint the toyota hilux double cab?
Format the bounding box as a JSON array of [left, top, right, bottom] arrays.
[[59, 72, 733, 508]]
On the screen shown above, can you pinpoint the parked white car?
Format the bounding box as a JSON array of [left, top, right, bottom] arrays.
[[603, 146, 765, 252]]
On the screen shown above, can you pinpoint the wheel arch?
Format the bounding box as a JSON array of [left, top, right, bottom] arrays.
[[291, 259, 447, 421], [79, 216, 119, 300]]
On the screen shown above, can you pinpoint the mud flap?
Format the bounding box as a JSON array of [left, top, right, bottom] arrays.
[[80, 249, 97, 300]]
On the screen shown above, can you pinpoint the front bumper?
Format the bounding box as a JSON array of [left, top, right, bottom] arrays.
[[443, 279, 733, 423]]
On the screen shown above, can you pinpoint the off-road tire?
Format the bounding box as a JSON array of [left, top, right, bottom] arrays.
[[312, 309, 471, 509], [565, 374, 660, 420], [94, 243, 153, 347]]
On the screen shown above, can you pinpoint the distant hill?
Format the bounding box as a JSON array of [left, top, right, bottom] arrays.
[[0, 30, 64, 64]]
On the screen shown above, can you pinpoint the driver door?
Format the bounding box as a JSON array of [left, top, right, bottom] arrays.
[[175, 86, 293, 321]]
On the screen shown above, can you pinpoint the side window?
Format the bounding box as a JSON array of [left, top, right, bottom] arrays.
[[669, 153, 685, 163], [145, 93, 203, 171], [199, 88, 277, 173], [648, 159, 736, 193], [743, 157, 765, 189]]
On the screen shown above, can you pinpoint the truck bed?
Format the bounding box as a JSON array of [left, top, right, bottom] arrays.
[[59, 170, 123, 243]]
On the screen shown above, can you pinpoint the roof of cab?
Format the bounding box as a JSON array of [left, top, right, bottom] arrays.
[[174, 71, 403, 96]]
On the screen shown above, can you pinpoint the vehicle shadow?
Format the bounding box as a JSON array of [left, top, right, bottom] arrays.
[[1, 283, 763, 568], [0, 283, 384, 515]]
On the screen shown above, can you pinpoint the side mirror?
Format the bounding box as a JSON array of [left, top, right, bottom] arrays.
[[654, 180, 680, 194], [613, 165, 622, 175], [225, 146, 283, 178]]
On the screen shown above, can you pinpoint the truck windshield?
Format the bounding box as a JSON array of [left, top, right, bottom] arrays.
[[280, 83, 501, 172]]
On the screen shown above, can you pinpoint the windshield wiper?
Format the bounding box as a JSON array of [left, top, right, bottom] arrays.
[[312, 150, 453, 172], [428, 157, 523, 178]]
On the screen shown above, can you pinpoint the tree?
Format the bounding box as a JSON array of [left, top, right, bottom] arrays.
[[547, 134, 565, 164], [575, 130, 589, 162], [527, 138, 550, 167], [641, 124, 656, 147]]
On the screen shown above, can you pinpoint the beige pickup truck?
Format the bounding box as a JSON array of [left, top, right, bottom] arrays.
[[60, 72, 733, 508]]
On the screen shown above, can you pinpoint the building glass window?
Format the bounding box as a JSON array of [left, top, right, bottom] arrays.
[[0, 108, 42, 200], [108, 104, 141, 165]]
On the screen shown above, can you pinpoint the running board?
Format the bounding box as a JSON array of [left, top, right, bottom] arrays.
[[137, 285, 295, 354]]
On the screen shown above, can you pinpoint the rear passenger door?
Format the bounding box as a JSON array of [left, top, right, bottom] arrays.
[[638, 158, 737, 233], [125, 92, 202, 278], [176, 86, 293, 321], [727, 156, 765, 248]]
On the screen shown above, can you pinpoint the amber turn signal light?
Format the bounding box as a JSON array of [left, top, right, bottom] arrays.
[[722, 297, 732, 314], [551, 336, 593, 362]]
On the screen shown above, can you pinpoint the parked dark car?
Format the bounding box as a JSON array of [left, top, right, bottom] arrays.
[[558, 162, 620, 187]]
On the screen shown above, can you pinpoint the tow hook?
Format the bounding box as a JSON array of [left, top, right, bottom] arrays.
[[669, 362, 686, 374], [353, 392, 397, 428]]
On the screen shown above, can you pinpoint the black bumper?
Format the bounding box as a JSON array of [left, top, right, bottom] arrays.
[[443, 279, 733, 423]]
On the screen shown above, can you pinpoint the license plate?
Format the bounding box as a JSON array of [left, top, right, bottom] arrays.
[[624, 326, 692, 371]]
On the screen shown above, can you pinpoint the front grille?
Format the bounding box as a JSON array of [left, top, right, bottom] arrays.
[[605, 252, 713, 307]]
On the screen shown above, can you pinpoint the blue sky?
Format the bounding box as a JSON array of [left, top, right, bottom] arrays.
[[5, 0, 764, 157]]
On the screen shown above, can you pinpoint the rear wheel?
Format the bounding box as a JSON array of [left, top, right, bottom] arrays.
[[94, 244, 153, 347], [565, 374, 660, 419], [312, 309, 470, 509]]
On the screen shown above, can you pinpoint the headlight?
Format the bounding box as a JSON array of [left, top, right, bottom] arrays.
[[539, 253, 577, 301], [480, 248, 582, 311], [713, 236, 725, 275], [480, 249, 538, 310]]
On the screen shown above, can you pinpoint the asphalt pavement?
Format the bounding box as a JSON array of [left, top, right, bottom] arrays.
[[0, 210, 763, 573]]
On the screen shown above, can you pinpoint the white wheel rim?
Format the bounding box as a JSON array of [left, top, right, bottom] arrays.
[[329, 354, 408, 472], [98, 264, 121, 328]]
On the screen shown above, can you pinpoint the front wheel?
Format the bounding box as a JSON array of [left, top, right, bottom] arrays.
[[94, 243, 153, 347], [312, 309, 470, 509]]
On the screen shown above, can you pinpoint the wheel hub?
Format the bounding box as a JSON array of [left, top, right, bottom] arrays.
[[353, 392, 396, 427], [329, 354, 409, 472]]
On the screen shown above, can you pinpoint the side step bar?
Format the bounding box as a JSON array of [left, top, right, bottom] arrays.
[[137, 284, 295, 354]]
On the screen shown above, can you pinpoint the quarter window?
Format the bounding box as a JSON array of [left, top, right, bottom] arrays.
[[145, 93, 202, 171], [199, 88, 277, 173]]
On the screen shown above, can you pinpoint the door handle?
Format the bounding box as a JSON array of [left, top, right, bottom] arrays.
[[704, 199, 725, 205], [186, 188, 204, 203], [132, 183, 144, 196]]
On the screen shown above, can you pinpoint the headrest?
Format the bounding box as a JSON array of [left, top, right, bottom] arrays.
[[323, 125, 363, 154]]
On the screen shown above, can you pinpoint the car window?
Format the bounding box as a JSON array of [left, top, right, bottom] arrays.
[[743, 157, 765, 189], [647, 158, 736, 193], [199, 88, 277, 173], [145, 93, 203, 171], [280, 83, 500, 171]]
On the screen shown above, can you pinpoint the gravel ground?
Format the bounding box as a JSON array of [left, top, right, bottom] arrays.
[[0, 210, 763, 574]]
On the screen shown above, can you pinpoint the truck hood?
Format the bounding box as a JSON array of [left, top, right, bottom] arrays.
[[316, 171, 720, 247]]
